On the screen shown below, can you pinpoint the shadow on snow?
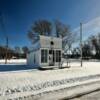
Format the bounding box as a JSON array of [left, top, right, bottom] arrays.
[[0, 64, 37, 72]]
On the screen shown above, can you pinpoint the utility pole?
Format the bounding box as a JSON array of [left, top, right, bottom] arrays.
[[0, 14, 8, 64], [80, 23, 83, 67], [5, 36, 8, 64]]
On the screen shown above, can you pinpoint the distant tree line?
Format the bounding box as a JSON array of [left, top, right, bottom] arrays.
[[69, 33, 100, 60], [0, 46, 29, 59], [81, 33, 100, 59]]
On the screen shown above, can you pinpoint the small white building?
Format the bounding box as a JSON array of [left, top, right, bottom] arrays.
[[27, 35, 62, 68]]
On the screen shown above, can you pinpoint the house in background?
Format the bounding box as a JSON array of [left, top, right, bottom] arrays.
[[27, 35, 62, 68]]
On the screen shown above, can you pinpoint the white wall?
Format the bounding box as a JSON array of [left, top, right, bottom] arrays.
[[27, 52, 34, 65], [27, 50, 40, 67], [40, 35, 62, 49], [35, 50, 40, 65]]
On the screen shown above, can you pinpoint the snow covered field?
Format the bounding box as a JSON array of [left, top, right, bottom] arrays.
[[0, 61, 100, 99], [71, 90, 100, 100], [0, 59, 36, 72]]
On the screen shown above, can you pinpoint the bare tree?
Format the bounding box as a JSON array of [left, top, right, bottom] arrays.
[[32, 20, 52, 36], [90, 36, 98, 54], [55, 20, 70, 38], [27, 30, 40, 44], [82, 43, 91, 59], [27, 20, 52, 44], [27, 19, 77, 54]]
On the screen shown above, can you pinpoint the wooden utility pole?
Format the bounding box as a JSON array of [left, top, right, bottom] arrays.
[[80, 23, 83, 67], [0, 14, 8, 64], [5, 37, 8, 64]]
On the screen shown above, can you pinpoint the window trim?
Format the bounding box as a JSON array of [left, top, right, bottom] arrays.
[[41, 49, 48, 63]]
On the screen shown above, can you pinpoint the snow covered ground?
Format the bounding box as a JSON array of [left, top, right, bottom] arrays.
[[71, 90, 100, 100], [0, 59, 35, 72], [0, 61, 100, 99]]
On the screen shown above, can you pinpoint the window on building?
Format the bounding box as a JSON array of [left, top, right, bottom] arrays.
[[41, 49, 48, 63], [56, 50, 61, 62]]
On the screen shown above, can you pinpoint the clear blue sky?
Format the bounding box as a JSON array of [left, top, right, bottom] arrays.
[[0, 0, 100, 47]]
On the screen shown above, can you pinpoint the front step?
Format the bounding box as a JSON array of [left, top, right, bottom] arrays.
[[38, 66, 58, 70]]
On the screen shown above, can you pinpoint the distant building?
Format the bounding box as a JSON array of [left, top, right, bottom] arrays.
[[27, 35, 62, 68]]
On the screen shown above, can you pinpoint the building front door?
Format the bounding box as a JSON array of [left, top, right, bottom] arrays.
[[49, 50, 55, 66]]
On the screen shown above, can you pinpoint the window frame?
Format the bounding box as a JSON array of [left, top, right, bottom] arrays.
[[56, 50, 61, 62], [41, 49, 48, 63]]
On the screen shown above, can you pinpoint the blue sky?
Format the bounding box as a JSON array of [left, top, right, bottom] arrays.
[[0, 0, 100, 47]]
